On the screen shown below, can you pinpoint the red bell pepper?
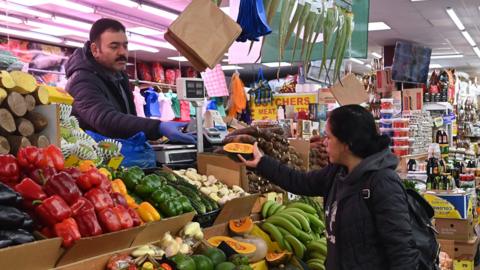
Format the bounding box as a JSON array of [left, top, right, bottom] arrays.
[[97, 207, 122, 232], [17, 146, 49, 171], [0, 154, 20, 184], [40, 226, 55, 238], [35, 195, 71, 226], [44, 172, 82, 205], [54, 217, 81, 248], [14, 178, 47, 201], [111, 192, 127, 207], [112, 205, 133, 229], [76, 169, 103, 191], [71, 197, 103, 237], [44, 145, 64, 171], [28, 167, 56, 185], [63, 167, 81, 181], [127, 207, 142, 227], [85, 188, 114, 212], [98, 175, 112, 193]]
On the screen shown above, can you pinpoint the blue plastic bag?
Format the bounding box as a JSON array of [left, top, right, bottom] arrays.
[[85, 131, 156, 168]]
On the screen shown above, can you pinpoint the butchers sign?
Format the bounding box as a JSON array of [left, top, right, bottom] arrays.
[[250, 93, 317, 120]]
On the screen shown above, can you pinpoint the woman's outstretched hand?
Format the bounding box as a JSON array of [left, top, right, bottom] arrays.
[[238, 142, 263, 168]]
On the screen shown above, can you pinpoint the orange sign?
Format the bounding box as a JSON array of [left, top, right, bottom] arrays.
[[250, 93, 317, 120]]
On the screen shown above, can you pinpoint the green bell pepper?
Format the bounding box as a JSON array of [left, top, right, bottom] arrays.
[[123, 166, 145, 190], [163, 185, 179, 197], [160, 200, 183, 217], [150, 189, 169, 207], [134, 181, 157, 199], [178, 196, 194, 213], [140, 174, 163, 188]]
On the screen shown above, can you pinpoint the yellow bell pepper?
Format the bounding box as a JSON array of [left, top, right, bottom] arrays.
[[78, 160, 96, 172], [98, 168, 112, 180], [125, 194, 138, 209], [111, 179, 127, 195], [142, 262, 154, 270], [137, 202, 161, 222]]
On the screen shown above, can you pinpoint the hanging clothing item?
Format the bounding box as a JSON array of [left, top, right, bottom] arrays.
[[236, 0, 271, 42], [158, 92, 175, 121], [201, 64, 229, 97], [143, 88, 161, 118], [228, 72, 247, 117], [180, 100, 191, 121], [166, 91, 181, 118], [132, 86, 146, 117], [190, 102, 196, 116], [215, 97, 227, 117]]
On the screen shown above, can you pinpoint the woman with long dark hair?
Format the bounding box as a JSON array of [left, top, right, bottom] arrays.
[[240, 104, 419, 270]]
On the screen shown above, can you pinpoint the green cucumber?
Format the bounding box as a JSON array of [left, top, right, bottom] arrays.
[[285, 235, 305, 259], [287, 202, 317, 214], [262, 201, 275, 219]]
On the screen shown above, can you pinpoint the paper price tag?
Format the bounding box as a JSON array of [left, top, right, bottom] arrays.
[[433, 117, 444, 127], [108, 155, 124, 170], [65, 155, 80, 168]]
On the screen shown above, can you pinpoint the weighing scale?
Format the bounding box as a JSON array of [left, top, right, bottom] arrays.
[[152, 144, 197, 164]]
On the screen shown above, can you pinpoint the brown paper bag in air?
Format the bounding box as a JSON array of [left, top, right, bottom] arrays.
[[165, 0, 242, 71]]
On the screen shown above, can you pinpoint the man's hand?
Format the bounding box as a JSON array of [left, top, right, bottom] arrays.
[[238, 142, 263, 168], [159, 122, 197, 144]]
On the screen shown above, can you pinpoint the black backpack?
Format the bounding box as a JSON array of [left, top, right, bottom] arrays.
[[363, 177, 440, 270]]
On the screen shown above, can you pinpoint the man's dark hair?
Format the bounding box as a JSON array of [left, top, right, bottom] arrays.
[[329, 104, 391, 158], [89, 18, 126, 43]]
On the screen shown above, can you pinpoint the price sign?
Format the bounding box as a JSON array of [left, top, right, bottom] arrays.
[[108, 155, 124, 170]]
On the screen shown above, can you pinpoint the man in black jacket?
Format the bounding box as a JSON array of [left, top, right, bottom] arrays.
[[65, 18, 195, 144]]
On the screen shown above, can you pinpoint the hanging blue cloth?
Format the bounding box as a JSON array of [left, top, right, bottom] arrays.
[[236, 0, 271, 42], [143, 88, 161, 118]]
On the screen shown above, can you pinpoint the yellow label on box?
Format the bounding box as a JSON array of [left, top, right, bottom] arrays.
[[423, 193, 473, 219], [454, 259, 474, 270], [64, 155, 80, 168], [108, 155, 124, 170]]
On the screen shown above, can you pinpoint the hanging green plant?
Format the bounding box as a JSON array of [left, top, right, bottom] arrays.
[[290, 1, 311, 63], [305, 3, 325, 73], [319, 6, 338, 79], [333, 10, 354, 83]]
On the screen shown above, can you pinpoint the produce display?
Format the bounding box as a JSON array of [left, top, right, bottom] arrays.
[[173, 168, 249, 206], [0, 70, 51, 155], [309, 136, 328, 170], [220, 126, 306, 193]]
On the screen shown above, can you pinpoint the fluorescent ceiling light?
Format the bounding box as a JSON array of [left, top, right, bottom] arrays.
[[222, 59, 228, 63], [0, 15, 22, 24], [128, 27, 163, 36], [129, 43, 159, 53], [52, 16, 91, 30], [224, 53, 229, 56], [411, 0, 428, 2], [474, 47, 480, 58], [446, 7, 465, 31], [263, 62, 291, 67], [139, 4, 178, 20], [461, 31, 476, 46], [429, 64, 442, 69], [128, 33, 175, 50], [431, 54, 464, 59], [53, 1, 94, 13], [0, 2, 51, 18], [167, 56, 188, 62], [27, 20, 89, 38], [108, 0, 139, 8], [64, 40, 84, 48], [221, 65, 243, 71], [368, 22, 391, 31], [365, 64, 372, 68], [371, 52, 382, 58], [7, 0, 52, 5], [349, 58, 364, 64], [0, 27, 62, 43]]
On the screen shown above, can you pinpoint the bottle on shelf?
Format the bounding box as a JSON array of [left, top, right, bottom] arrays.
[[426, 174, 435, 190], [407, 159, 417, 171], [442, 130, 448, 145], [436, 130, 443, 144]]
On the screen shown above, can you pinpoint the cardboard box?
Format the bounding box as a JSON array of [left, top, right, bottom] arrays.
[[435, 218, 475, 241], [251, 192, 284, 214], [288, 138, 310, 170], [197, 153, 248, 191], [453, 259, 474, 270], [0, 238, 63, 270], [424, 192, 473, 219], [55, 213, 195, 270], [438, 238, 455, 259], [213, 194, 259, 225], [438, 237, 479, 260]]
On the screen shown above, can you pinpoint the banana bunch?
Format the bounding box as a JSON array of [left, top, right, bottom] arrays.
[[260, 201, 327, 269]]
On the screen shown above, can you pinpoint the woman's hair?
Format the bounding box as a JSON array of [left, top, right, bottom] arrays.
[[328, 104, 391, 158]]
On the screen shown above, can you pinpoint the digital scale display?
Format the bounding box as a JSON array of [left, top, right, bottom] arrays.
[[177, 78, 205, 100], [186, 81, 204, 99]]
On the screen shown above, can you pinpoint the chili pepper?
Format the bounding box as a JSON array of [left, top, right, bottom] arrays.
[[71, 197, 103, 237], [112, 179, 127, 195], [44, 172, 82, 205], [127, 207, 142, 226], [112, 205, 133, 229], [54, 217, 81, 248], [0, 205, 25, 229], [35, 195, 71, 226], [17, 146, 48, 171], [111, 192, 128, 207], [76, 169, 103, 191], [85, 188, 114, 212], [123, 167, 144, 190], [0, 155, 20, 184], [14, 178, 47, 201], [0, 182, 22, 206], [44, 145, 65, 171], [28, 167, 57, 185], [136, 202, 161, 222], [98, 207, 122, 232]]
